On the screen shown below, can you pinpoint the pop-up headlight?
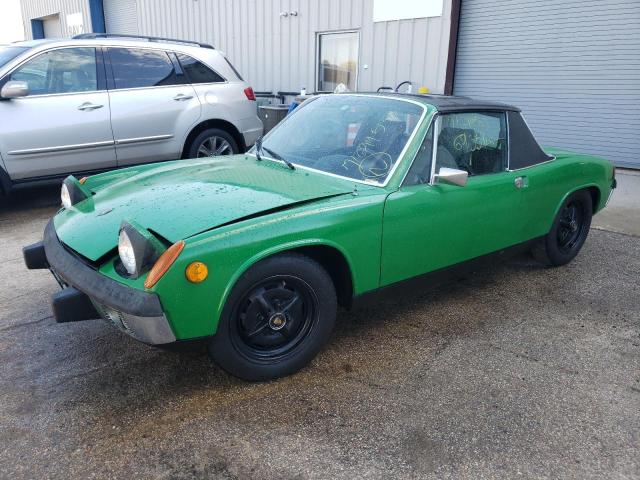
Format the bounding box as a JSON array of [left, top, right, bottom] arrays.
[[61, 175, 91, 208], [117, 220, 166, 278]]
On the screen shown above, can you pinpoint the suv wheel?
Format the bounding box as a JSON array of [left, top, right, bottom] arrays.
[[188, 128, 239, 159]]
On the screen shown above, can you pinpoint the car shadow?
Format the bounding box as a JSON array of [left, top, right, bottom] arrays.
[[56, 251, 543, 422], [0, 183, 61, 213]]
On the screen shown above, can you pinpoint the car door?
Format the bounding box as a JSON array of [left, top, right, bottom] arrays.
[[380, 111, 527, 286], [0, 47, 116, 180], [106, 47, 201, 166]]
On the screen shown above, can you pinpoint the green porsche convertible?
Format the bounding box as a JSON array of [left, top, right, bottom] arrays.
[[24, 93, 616, 381]]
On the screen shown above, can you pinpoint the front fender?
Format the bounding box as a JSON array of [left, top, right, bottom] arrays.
[[151, 191, 386, 340], [215, 238, 356, 321]]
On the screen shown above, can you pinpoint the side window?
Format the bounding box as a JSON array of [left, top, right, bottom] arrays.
[[109, 48, 177, 89], [404, 125, 434, 186], [10, 47, 97, 95], [435, 112, 507, 176], [176, 53, 225, 83]]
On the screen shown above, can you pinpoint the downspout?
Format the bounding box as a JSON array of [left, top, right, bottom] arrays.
[[444, 0, 462, 95]]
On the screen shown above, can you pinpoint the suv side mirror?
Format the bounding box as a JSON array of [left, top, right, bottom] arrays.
[[1, 81, 29, 99], [434, 167, 468, 187]]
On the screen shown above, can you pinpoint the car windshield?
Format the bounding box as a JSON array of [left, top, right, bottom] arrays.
[[258, 95, 424, 184], [0, 46, 28, 69]]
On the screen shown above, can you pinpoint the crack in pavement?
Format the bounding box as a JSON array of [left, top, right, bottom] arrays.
[[0, 315, 53, 333]]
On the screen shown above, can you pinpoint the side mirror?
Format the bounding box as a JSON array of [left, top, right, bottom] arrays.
[[1, 81, 29, 99], [434, 167, 468, 187]]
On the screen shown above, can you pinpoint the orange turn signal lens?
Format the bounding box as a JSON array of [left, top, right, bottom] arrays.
[[144, 240, 185, 289], [185, 261, 208, 283], [79, 177, 88, 184]]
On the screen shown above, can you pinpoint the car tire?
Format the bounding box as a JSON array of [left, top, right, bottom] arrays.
[[208, 253, 337, 381], [532, 190, 592, 266], [187, 128, 239, 159]]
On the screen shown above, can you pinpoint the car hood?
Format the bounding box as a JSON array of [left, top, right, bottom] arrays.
[[53, 156, 360, 261]]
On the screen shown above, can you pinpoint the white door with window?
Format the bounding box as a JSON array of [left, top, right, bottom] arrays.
[[106, 47, 201, 166], [317, 31, 359, 93], [0, 47, 116, 179]]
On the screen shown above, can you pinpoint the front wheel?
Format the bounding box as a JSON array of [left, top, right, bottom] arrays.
[[532, 190, 592, 266], [208, 253, 337, 381]]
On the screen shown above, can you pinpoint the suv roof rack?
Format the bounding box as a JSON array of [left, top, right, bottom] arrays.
[[72, 33, 215, 49]]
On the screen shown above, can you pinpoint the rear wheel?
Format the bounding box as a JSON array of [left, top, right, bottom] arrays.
[[187, 128, 239, 159], [208, 253, 337, 381], [532, 190, 592, 266]]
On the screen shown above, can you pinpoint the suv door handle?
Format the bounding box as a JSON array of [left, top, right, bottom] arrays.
[[78, 102, 103, 111], [173, 94, 194, 101]]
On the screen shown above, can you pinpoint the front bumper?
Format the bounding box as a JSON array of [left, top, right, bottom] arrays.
[[23, 220, 176, 345]]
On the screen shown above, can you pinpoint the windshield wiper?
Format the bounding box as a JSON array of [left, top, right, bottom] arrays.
[[263, 146, 295, 170], [254, 136, 263, 161]]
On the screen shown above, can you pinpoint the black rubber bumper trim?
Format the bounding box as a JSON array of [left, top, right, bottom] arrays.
[[43, 220, 163, 317], [52, 287, 100, 323], [23, 241, 49, 269]]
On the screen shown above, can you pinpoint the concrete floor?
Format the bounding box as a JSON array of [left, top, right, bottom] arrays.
[[0, 183, 638, 479], [592, 169, 640, 237]]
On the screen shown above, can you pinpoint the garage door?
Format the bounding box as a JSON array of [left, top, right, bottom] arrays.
[[453, 0, 640, 169], [104, 0, 138, 35], [42, 14, 61, 38]]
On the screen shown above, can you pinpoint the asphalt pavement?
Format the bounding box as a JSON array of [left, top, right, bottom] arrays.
[[0, 183, 638, 479]]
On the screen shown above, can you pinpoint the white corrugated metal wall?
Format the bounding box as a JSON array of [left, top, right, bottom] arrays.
[[20, 0, 452, 94], [133, 0, 453, 93], [104, 0, 139, 34], [454, 0, 640, 168], [21, 0, 91, 37]]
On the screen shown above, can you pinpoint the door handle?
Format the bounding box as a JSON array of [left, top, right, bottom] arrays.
[[514, 176, 528, 189], [173, 94, 194, 101], [78, 102, 103, 111]]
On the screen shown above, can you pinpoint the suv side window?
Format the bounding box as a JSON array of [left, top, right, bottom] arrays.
[[108, 48, 177, 89], [176, 53, 225, 83], [435, 112, 507, 176], [9, 47, 97, 95]]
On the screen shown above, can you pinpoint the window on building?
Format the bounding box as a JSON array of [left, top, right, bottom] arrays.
[[435, 112, 507, 176], [176, 53, 225, 84], [9, 47, 97, 95], [108, 48, 177, 89], [317, 31, 359, 92]]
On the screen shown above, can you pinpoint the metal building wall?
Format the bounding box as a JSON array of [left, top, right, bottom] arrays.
[[453, 0, 640, 168], [21, 0, 91, 38], [133, 0, 453, 94], [104, 0, 139, 34]]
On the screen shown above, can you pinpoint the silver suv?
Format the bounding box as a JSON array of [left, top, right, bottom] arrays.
[[0, 34, 263, 194]]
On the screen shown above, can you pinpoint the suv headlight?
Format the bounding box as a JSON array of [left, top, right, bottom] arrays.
[[60, 176, 90, 208], [117, 221, 166, 278]]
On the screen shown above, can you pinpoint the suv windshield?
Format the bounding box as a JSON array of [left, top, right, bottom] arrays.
[[259, 95, 424, 184], [0, 46, 28, 69]]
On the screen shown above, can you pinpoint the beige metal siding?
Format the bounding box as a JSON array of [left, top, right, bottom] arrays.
[[104, 0, 139, 34], [454, 0, 640, 168], [134, 0, 452, 93], [21, 0, 91, 38]]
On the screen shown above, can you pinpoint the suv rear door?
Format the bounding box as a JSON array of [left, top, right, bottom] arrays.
[[105, 47, 201, 166], [0, 46, 116, 179]]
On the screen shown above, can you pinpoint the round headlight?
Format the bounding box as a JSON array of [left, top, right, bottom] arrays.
[[61, 183, 72, 208], [118, 229, 137, 276]]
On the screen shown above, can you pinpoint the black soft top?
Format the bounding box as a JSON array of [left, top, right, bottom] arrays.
[[358, 92, 521, 113]]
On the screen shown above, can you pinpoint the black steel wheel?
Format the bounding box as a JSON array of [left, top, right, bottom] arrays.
[[208, 253, 337, 381], [231, 276, 318, 361], [556, 200, 587, 254], [532, 189, 592, 266]]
